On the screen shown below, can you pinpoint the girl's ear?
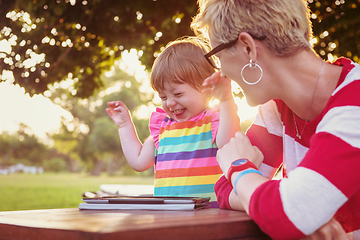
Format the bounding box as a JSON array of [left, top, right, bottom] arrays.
[[237, 32, 258, 61]]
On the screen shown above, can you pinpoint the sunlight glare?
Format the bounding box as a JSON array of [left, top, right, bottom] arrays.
[[0, 81, 73, 141], [135, 105, 152, 119], [234, 97, 258, 121], [0, 39, 11, 54], [119, 49, 152, 94]]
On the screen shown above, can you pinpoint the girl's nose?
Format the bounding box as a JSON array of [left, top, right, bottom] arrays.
[[167, 98, 176, 108]]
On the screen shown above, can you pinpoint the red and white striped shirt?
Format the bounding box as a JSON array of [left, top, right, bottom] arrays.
[[215, 58, 360, 239]]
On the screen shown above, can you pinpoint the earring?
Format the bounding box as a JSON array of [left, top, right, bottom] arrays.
[[241, 59, 263, 85]]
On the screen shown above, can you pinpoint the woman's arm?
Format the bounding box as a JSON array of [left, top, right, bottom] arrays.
[[216, 131, 266, 212], [217, 131, 356, 239]]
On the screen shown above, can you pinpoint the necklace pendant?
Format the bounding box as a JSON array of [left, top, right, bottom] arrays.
[[296, 133, 302, 139]]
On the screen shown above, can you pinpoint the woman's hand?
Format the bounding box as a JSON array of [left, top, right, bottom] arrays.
[[216, 131, 264, 179], [301, 218, 349, 240], [202, 71, 232, 102], [106, 101, 132, 129]]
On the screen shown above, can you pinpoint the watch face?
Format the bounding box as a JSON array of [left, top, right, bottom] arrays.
[[232, 159, 248, 166]]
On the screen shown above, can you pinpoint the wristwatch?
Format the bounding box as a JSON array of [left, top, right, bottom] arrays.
[[227, 158, 258, 181]]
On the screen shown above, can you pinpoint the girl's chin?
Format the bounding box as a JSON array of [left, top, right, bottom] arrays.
[[172, 111, 188, 121], [173, 114, 191, 122], [173, 116, 188, 122]]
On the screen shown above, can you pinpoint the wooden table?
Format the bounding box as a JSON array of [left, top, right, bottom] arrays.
[[0, 208, 271, 240]]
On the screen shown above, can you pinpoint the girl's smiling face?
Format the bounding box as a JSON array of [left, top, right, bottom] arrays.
[[158, 81, 208, 122]]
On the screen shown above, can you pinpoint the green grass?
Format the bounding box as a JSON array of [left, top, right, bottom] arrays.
[[0, 173, 154, 212]]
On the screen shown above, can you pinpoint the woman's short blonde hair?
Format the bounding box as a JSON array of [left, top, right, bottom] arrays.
[[191, 0, 313, 56], [150, 36, 216, 92]]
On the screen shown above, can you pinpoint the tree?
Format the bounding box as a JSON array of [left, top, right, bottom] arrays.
[[0, 132, 19, 168], [1, 0, 359, 98], [309, 0, 360, 61], [0, 124, 48, 167], [50, 121, 83, 172], [0, 0, 197, 97], [88, 117, 123, 175]]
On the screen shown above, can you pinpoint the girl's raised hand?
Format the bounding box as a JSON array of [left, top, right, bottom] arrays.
[[202, 71, 233, 102], [106, 101, 132, 129]]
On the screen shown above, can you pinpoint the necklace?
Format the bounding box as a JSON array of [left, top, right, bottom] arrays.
[[293, 61, 324, 139]]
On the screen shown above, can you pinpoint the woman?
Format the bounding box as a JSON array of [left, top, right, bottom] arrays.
[[191, 0, 360, 239]]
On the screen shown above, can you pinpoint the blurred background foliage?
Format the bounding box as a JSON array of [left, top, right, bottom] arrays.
[[1, 0, 359, 98], [0, 0, 359, 175], [0, 0, 198, 97]]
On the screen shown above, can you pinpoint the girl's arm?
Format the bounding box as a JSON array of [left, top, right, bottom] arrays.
[[106, 101, 155, 171], [217, 96, 241, 148], [202, 72, 241, 148]]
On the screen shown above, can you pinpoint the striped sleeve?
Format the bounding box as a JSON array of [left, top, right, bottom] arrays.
[[249, 59, 360, 239], [247, 100, 284, 178], [214, 174, 233, 209]]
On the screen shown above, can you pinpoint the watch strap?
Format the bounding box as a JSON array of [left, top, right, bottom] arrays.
[[227, 159, 258, 181]]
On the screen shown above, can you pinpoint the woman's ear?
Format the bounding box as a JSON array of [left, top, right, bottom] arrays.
[[238, 32, 258, 61]]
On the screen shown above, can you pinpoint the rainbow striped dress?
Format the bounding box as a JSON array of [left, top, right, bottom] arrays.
[[149, 107, 223, 202]]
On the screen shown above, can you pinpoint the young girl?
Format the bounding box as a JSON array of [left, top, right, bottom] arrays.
[[106, 37, 240, 203]]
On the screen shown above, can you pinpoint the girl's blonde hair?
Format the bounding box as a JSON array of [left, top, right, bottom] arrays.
[[191, 0, 313, 56], [150, 36, 216, 92]]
